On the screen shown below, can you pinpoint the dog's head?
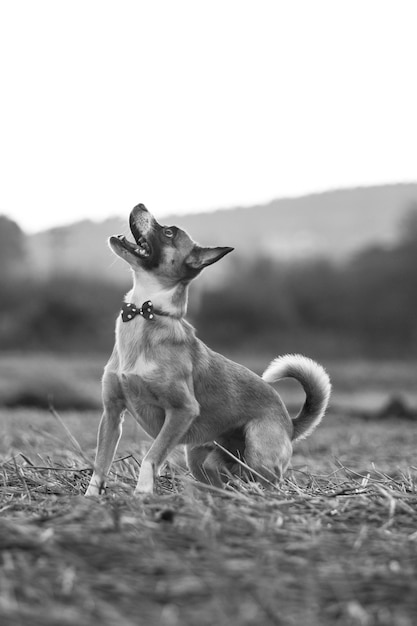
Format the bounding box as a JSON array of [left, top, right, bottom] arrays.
[[109, 204, 233, 286]]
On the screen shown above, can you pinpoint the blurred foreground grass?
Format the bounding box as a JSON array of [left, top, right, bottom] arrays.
[[0, 405, 416, 626]]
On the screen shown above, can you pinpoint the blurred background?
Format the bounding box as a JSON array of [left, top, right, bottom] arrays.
[[1, 1, 416, 418], [1, 184, 416, 417]]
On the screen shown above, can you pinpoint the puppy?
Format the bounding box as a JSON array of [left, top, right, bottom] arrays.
[[85, 203, 331, 495]]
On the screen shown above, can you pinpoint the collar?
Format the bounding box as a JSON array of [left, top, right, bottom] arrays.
[[121, 300, 175, 322]]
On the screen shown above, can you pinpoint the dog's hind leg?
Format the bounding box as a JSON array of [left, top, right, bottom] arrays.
[[85, 373, 125, 496], [244, 415, 293, 485], [185, 444, 225, 487], [185, 444, 213, 482], [186, 429, 246, 487]]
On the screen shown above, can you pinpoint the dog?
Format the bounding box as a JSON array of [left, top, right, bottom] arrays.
[[85, 203, 331, 496]]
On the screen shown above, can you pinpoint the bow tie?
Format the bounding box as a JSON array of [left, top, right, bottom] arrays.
[[121, 300, 155, 322]]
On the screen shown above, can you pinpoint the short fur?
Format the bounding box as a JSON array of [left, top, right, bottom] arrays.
[[85, 204, 331, 495]]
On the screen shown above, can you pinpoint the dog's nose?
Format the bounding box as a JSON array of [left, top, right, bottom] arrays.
[[133, 203, 147, 212]]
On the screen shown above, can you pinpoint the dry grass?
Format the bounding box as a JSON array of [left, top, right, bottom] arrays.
[[0, 409, 417, 625]]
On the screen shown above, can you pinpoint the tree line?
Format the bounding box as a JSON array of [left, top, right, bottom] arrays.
[[0, 212, 416, 358]]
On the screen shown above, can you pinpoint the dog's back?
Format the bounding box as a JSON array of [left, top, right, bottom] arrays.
[[185, 335, 294, 444]]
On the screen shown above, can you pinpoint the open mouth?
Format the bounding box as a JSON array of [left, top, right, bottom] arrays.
[[115, 233, 151, 259]]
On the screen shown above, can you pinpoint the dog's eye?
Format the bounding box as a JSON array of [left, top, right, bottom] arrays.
[[164, 228, 174, 238]]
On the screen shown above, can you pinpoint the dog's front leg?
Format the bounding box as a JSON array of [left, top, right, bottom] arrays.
[[135, 393, 199, 495], [85, 373, 125, 497]]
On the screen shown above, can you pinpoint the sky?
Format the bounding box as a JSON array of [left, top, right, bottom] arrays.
[[1, 0, 416, 233]]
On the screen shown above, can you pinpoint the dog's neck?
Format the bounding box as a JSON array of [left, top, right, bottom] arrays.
[[128, 271, 189, 319]]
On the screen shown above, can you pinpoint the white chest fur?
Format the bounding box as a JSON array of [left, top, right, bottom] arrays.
[[132, 353, 158, 379], [115, 315, 156, 377]]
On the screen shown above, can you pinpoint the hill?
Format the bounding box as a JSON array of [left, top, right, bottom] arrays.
[[26, 183, 417, 283]]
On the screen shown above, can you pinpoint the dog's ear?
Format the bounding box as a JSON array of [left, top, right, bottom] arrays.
[[185, 245, 234, 271]]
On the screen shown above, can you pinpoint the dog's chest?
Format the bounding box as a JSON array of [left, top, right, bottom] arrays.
[[116, 317, 155, 375], [131, 353, 158, 378], [118, 343, 158, 380]]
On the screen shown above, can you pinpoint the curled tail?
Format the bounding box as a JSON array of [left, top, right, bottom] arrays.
[[262, 354, 331, 442]]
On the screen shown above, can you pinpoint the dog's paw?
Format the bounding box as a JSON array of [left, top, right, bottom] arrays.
[[85, 485, 101, 497], [134, 485, 154, 495], [134, 461, 155, 495], [85, 475, 105, 497]]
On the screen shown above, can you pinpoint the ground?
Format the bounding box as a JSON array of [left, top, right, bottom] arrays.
[[0, 356, 416, 625]]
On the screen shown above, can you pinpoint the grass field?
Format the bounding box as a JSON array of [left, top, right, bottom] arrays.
[[0, 354, 417, 625]]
